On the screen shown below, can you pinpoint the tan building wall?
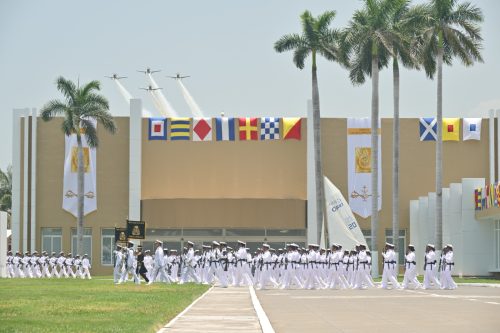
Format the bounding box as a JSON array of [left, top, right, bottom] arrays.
[[20, 116, 489, 275]]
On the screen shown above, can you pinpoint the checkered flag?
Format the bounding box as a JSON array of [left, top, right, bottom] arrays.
[[260, 117, 280, 140]]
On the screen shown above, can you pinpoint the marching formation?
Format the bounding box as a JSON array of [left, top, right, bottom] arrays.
[[5, 251, 92, 279], [114, 240, 457, 290]]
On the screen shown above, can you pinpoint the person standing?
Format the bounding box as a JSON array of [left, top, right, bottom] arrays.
[[441, 244, 457, 290], [136, 246, 148, 284], [180, 241, 201, 284], [423, 244, 441, 289], [113, 245, 124, 284], [81, 254, 92, 279], [381, 243, 401, 289], [148, 240, 171, 285], [57, 252, 67, 278], [402, 245, 421, 289]]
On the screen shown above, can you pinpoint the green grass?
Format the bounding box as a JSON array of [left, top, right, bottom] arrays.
[[0, 278, 209, 333]]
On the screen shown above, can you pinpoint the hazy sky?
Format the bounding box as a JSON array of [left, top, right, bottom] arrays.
[[1, 0, 499, 169]]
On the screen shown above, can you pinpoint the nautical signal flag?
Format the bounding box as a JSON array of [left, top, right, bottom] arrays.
[[443, 118, 460, 141], [193, 118, 212, 141], [148, 118, 167, 140], [283, 117, 301, 140], [170, 118, 191, 140], [260, 117, 280, 140], [239, 117, 258, 141], [463, 118, 481, 141], [419, 118, 437, 141], [215, 117, 235, 141]]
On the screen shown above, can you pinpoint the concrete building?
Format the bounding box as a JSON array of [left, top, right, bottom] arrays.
[[10, 101, 493, 275]]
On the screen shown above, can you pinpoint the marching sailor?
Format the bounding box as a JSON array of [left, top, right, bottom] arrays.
[[380, 243, 401, 289], [423, 244, 441, 289], [441, 244, 457, 290], [402, 245, 421, 289], [82, 254, 92, 279]]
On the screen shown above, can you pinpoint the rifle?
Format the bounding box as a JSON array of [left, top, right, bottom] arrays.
[[423, 255, 427, 271]]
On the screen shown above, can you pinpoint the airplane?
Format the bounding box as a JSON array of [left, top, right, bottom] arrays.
[[137, 67, 161, 75], [167, 73, 190, 80], [105, 73, 127, 80], [140, 85, 162, 91]]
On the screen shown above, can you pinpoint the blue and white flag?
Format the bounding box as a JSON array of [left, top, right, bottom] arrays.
[[463, 118, 481, 141], [260, 117, 280, 140], [148, 118, 167, 140], [419, 117, 437, 141], [215, 117, 235, 141]]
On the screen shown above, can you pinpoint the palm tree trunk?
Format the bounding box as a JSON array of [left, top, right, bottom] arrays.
[[76, 133, 84, 256], [311, 51, 326, 245], [435, 44, 444, 250], [371, 55, 379, 254], [392, 57, 400, 252]]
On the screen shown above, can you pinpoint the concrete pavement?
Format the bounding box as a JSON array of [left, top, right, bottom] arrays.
[[157, 286, 264, 333], [256, 286, 500, 333]]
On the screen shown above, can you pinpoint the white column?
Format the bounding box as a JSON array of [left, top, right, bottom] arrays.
[[23, 109, 30, 252], [0, 211, 7, 277], [129, 99, 142, 221], [306, 99, 317, 245], [497, 110, 500, 183], [489, 109, 495, 184], [11, 109, 26, 252], [30, 109, 37, 251]]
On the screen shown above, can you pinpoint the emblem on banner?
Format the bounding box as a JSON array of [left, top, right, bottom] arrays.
[[71, 147, 90, 173], [355, 147, 371, 173], [351, 185, 372, 202]]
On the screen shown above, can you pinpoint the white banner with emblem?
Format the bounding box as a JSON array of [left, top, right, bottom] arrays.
[[347, 118, 381, 218], [62, 123, 97, 217]]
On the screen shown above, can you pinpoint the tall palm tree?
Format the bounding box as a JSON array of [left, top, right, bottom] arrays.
[[420, 0, 483, 250], [41, 77, 116, 255], [342, 0, 402, 260], [274, 10, 345, 245], [0, 165, 12, 214], [388, 2, 428, 252]]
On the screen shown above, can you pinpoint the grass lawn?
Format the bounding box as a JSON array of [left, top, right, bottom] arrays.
[[0, 278, 209, 333]]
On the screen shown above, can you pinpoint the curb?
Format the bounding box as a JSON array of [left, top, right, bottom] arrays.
[[249, 285, 275, 333]]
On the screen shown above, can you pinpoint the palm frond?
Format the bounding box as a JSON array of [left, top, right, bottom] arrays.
[[40, 100, 69, 121], [80, 80, 101, 98], [274, 34, 306, 53], [80, 118, 99, 148], [293, 46, 310, 70], [55, 77, 76, 103]]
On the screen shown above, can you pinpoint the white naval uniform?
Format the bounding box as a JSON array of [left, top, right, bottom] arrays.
[[113, 250, 123, 283], [353, 250, 373, 289], [49, 257, 59, 278], [423, 250, 441, 289], [149, 246, 172, 284], [65, 257, 76, 278], [57, 256, 67, 278], [180, 248, 200, 284], [381, 249, 400, 289], [441, 250, 457, 290], [82, 258, 92, 279], [402, 251, 421, 289]]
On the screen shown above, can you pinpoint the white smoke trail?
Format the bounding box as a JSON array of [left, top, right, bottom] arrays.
[[114, 80, 153, 118], [147, 74, 178, 117], [177, 80, 203, 117], [148, 92, 166, 117]]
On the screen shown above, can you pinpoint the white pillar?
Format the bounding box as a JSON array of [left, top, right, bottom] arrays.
[[23, 109, 30, 252], [129, 99, 142, 221], [306, 99, 317, 245], [11, 109, 26, 252], [30, 109, 37, 251], [489, 109, 495, 184], [496, 110, 500, 183], [0, 211, 7, 277]]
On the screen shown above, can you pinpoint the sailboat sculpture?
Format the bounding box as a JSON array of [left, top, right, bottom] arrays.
[[322, 176, 370, 250]]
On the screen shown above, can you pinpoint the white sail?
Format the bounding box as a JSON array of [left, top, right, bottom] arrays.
[[324, 176, 369, 250]]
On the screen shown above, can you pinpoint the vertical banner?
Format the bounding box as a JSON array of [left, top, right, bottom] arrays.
[[126, 220, 146, 239], [62, 122, 97, 217], [323, 177, 369, 250], [115, 227, 128, 245], [347, 118, 382, 218]]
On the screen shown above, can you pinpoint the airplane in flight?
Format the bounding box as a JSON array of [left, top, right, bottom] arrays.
[[137, 67, 161, 75], [167, 73, 190, 80], [105, 73, 127, 80], [140, 85, 162, 91]]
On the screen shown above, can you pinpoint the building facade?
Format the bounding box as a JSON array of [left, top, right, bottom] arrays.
[[11, 103, 491, 275]]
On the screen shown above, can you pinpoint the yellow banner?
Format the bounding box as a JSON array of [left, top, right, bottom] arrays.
[[71, 147, 90, 173]]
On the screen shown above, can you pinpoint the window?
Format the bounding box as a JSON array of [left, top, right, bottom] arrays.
[[385, 229, 406, 264], [362, 229, 372, 248], [226, 229, 265, 237], [71, 228, 92, 262], [41, 228, 62, 254], [266, 229, 306, 237], [101, 229, 114, 266], [146, 229, 181, 237], [182, 229, 223, 237]]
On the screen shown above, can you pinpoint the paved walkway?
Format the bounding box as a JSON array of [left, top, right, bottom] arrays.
[[157, 287, 263, 333]]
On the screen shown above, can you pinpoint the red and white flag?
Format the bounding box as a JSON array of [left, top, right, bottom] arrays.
[[193, 118, 212, 141]]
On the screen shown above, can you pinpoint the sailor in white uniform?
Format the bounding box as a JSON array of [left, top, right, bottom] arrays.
[[402, 244, 421, 289], [423, 244, 441, 289], [381, 243, 401, 289], [441, 244, 457, 290]]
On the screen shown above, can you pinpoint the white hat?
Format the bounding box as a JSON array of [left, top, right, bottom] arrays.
[[212, 241, 220, 246], [262, 243, 270, 248], [187, 241, 194, 246], [155, 240, 163, 244]]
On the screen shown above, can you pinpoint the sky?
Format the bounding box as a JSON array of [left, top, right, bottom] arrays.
[[1, 0, 499, 169]]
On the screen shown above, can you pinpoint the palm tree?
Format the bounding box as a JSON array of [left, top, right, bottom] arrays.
[[420, 0, 483, 250], [274, 10, 346, 245], [342, 0, 402, 262], [0, 165, 12, 214], [388, 2, 428, 253], [41, 77, 116, 255]]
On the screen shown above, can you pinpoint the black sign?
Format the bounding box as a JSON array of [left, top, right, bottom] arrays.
[[126, 220, 146, 239], [115, 227, 128, 243]]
